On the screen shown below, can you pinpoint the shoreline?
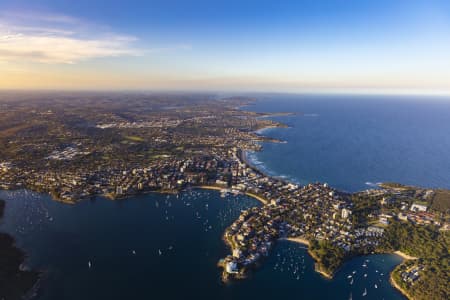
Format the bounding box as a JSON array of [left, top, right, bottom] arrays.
[[283, 238, 418, 288], [281, 237, 334, 279], [390, 272, 413, 300], [393, 251, 417, 260], [239, 107, 420, 293], [195, 185, 268, 205], [282, 236, 310, 246], [389, 251, 417, 300], [243, 192, 268, 205]]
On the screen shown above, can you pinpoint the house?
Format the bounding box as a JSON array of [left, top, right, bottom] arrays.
[[232, 249, 242, 258], [226, 261, 239, 274], [341, 208, 352, 219], [410, 203, 427, 212], [398, 212, 408, 221]]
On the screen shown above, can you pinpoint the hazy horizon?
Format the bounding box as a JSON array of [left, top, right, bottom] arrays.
[[1, 0, 450, 93]]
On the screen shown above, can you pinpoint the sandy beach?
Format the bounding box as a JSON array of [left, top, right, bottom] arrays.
[[196, 186, 269, 205], [243, 192, 268, 204], [196, 185, 224, 192], [393, 251, 417, 260], [282, 237, 310, 246]]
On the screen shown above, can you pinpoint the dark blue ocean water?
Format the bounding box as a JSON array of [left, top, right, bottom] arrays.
[[245, 94, 450, 192]]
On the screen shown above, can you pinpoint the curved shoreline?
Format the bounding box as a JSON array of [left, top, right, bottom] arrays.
[[195, 185, 268, 205], [389, 252, 417, 300], [283, 237, 418, 296], [283, 237, 310, 246], [393, 251, 417, 261], [390, 272, 413, 300], [237, 112, 420, 296], [281, 237, 334, 279]]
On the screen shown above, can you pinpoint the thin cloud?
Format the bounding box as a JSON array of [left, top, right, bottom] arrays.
[[0, 11, 141, 64], [0, 11, 80, 25]]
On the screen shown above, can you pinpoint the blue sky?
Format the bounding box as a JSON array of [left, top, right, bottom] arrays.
[[0, 0, 449, 92]]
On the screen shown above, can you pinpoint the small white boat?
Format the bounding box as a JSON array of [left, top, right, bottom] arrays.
[[362, 288, 367, 296], [88, 261, 92, 268], [350, 278, 354, 285], [158, 249, 162, 256], [347, 275, 352, 279], [364, 274, 368, 278], [132, 250, 136, 255], [374, 284, 378, 289]]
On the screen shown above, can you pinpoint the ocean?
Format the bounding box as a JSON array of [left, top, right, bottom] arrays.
[[244, 94, 450, 192], [2, 94, 450, 299]]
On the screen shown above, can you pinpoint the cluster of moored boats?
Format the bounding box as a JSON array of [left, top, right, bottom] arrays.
[[272, 244, 307, 280], [86, 190, 255, 271], [346, 258, 386, 298]]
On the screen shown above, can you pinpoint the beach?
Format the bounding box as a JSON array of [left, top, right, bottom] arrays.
[[393, 251, 417, 260], [196, 186, 268, 205]]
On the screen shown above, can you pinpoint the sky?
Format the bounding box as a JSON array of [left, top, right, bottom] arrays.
[[0, 0, 450, 93]]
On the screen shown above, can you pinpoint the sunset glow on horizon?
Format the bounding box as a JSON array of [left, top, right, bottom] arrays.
[[1, 0, 450, 94]]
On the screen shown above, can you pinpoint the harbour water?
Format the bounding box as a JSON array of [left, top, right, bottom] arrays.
[[3, 94, 449, 299], [0, 189, 403, 300]]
